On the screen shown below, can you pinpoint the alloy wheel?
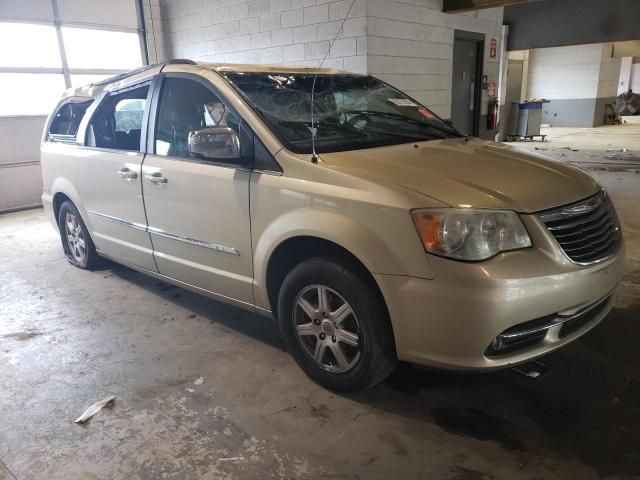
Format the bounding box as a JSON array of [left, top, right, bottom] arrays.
[[293, 284, 361, 373], [64, 212, 86, 263]]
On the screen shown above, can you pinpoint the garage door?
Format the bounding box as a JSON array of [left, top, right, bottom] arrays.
[[0, 0, 145, 212]]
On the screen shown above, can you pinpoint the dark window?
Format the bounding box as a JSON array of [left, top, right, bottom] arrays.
[[87, 84, 149, 151], [154, 77, 240, 159], [49, 100, 92, 141]]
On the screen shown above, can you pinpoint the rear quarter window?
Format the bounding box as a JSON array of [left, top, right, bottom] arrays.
[[48, 100, 93, 143]]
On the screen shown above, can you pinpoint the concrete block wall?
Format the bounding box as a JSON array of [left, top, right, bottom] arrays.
[[143, 0, 169, 63], [366, 0, 502, 119], [159, 0, 369, 73], [526, 43, 622, 126], [157, 0, 504, 123]]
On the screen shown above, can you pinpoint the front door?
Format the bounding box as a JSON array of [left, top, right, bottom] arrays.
[[451, 34, 483, 136], [76, 81, 157, 271], [141, 75, 254, 305]]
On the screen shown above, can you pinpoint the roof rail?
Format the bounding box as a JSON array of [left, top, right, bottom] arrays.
[[167, 59, 197, 65], [89, 59, 198, 87]]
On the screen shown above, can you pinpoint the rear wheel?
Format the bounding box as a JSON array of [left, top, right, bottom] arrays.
[[58, 201, 100, 269], [278, 257, 397, 392]]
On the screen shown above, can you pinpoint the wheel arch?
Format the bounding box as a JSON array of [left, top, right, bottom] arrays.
[[264, 234, 399, 349], [53, 192, 72, 226], [50, 179, 84, 228], [254, 208, 409, 315]]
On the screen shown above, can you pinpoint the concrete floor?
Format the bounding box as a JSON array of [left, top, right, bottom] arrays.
[[1, 127, 639, 479]]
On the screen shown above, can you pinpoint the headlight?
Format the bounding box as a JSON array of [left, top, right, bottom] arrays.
[[411, 209, 532, 261]]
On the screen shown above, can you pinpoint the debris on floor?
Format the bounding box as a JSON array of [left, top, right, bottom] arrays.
[[74, 395, 116, 424], [194, 377, 204, 386]]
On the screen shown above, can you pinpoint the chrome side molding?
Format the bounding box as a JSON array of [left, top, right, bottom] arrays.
[[147, 226, 240, 256], [88, 210, 147, 232], [88, 211, 240, 256]]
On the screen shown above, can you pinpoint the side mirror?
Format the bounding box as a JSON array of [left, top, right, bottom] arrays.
[[188, 127, 240, 163]]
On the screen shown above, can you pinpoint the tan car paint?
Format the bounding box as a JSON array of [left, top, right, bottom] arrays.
[[320, 138, 600, 213], [141, 155, 255, 305], [41, 62, 624, 371]]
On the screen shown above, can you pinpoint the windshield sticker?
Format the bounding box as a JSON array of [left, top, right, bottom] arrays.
[[418, 107, 434, 119], [388, 98, 418, 107]]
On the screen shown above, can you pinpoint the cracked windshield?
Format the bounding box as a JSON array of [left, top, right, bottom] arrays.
[[222, 72, 461, 154]]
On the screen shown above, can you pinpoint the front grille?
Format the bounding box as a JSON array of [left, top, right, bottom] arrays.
[[538, 191, 622, 264]]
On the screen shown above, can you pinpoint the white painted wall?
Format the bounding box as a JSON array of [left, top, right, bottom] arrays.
[[597, 44, 621, 99], [526, 44, 603, 100], [526, 43, 621, 101], [631, 61, 640, 93], [618, 57, 633, 95]]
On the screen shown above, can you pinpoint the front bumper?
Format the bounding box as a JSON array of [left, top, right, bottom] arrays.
[[375, 215, 625, 370]]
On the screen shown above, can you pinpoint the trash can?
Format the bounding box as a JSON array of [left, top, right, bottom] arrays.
[[516, 101, 547, 138]]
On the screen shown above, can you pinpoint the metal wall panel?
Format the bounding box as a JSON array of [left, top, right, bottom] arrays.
[[57, 0, 138, 29], [0, 116, 46, 212], [0, 0, 54, 22]]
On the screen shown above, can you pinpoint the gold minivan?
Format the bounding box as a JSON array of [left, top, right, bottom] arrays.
[[41, 60, 625, 391]]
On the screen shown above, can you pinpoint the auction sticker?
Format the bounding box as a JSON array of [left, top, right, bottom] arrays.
[[388, 98, 417, 107]]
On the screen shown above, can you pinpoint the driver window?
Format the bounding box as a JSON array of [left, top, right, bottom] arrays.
[[154, 77, 239, 159]]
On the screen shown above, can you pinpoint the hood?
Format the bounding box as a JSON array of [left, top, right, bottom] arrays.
[[319, 138, 600, 213]]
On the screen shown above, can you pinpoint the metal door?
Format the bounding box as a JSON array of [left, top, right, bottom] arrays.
[[75, 80, 157, 271], [142, 74, 254, 306], [451, 36, 482, 136]]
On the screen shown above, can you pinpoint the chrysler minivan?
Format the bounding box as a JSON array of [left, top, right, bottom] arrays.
[[41, 60, 624, 391]]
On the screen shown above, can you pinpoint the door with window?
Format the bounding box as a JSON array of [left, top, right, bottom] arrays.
[[75, 81, 156, 271], [142, 75, 254, 305]]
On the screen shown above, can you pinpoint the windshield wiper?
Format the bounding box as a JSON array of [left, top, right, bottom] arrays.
[[343, 110, 422, 124], [343, 110, 460, 137]]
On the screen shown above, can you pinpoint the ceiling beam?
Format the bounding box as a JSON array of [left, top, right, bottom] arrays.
[[443, 0, 532, 13]]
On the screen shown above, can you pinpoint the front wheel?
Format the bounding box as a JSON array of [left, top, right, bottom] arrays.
[[277, 257, 397, 392], [58, 200, 100, 269]]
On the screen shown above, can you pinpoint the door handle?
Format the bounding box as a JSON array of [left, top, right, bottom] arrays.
[[470, 81, 475, 111], [117, 167, 138, 181], [144, 172, 168, 184]]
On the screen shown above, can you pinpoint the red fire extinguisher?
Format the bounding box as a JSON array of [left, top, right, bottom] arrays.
[[487, 98, 499, 130]]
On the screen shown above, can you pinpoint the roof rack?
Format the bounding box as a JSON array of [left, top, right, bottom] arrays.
[[89, 59, 198, 87]]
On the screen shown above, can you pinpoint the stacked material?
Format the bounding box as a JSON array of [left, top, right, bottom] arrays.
[[614, 90, 640, 116]]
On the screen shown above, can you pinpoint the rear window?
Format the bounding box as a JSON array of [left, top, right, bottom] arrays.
[[48, 100, 93, 143]]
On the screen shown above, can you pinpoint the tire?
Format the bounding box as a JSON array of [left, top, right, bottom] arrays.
[[58, 200, 100, 269], [278, 257, 397, 392]]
